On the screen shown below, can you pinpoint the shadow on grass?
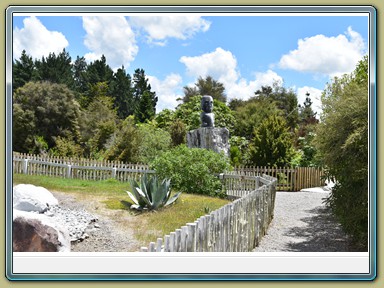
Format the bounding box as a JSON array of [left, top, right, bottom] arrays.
[[284, 206, 352, 252]]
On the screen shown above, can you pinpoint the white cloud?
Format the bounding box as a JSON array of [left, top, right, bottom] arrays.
[[13, 16, 69, 59], [180, 47, 239, 85], [147, 73, 183, 112], [130, 16, 210, 45], [180, 47, 283, 101], [227, 70, 284, 101], [297, 86, 323, 116], [82, 16, 138, 69], [278, 27, 366, 77]]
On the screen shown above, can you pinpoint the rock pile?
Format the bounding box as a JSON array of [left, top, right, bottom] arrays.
[[13, 184, 99, 252]]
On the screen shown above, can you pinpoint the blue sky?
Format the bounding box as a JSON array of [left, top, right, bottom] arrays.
[[12, 13, 368, 114]]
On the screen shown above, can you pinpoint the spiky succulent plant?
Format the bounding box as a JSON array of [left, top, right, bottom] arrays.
[[127, 174, 181, 211]]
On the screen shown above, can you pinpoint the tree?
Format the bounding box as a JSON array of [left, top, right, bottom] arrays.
[[79, 85, 118, 158], [314, 56, 368, 250], [13, 81, 80, 152], [256, 84, 299, 132], [233, 96, 282, 140], [136, 124, 171, 164], [72, 56, 88, 94], [81, 55, 114, 107], [248, 114, 295, 167], [104, 116, 140, 163], [298, 92, 318, 137], [34, 49, 74, 89], [12, 50, 35, 91], [133, 68, 158, 123], [169, 119, 187, 147], [110, 66, 135, 119], [183, 76, 226, 103]]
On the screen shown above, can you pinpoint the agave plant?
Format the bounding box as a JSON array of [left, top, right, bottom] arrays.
[[126, 174, 181, 211]]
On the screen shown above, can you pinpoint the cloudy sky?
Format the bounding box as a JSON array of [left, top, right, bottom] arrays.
[[12, 13, 368, 114]]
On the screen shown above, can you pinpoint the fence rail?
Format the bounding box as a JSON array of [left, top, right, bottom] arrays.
[[140, 174, 277, 252], [12, 152, 324, 190], [230, 166, 325, 191], [13, 152, 155, 181]]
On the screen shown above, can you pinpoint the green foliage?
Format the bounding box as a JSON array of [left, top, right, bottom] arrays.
[[183, 75, 226, 103], [174, 95, 235, 132], [12, 81, 81, 153], [133, 68, 158, 123], [296, 132, 320, 167], [229, 136, 249, 166], [151, 145, 231, 197], [104, 116, 140, 163], [169, 119, 186, 147], [136, 124, 171, 163], [13, 50, 35, 91], [314, 56, 368, 250], [80, 92, 118, 158], [34, 49, 75, 89], [110, 66, 135, 119], [127, 174, 181, 211], [50, 136, 83, 157], [249, 114, 295, 167], [233, 96, 282, 140]]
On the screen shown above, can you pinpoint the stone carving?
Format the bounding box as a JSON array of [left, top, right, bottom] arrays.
[[201, 95, 214, 127]]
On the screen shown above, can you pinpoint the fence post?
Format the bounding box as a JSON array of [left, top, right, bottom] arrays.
[[112, 167, 117, 179], [67, 165, 72, 178], [22, 159, 29, 174]]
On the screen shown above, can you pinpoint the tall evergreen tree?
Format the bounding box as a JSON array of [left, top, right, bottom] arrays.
[[34, 49, 74, 88], [110, 66, 135, 119], [249, 114, 294, 167], [12, 50, 35, 91], [133, 68, 157, 123], [72, 56, 88, 94], [86, 55, 113, 85]]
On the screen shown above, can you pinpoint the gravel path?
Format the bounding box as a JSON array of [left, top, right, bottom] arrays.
[[49, 189, 351, 253], [50, 191, 141, 252], [253, 191, 351, 252]]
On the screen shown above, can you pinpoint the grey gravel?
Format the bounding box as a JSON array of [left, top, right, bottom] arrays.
[[49, 191, 141, 252], [43, 205, 98, 242], [253, 191, 351, 252]]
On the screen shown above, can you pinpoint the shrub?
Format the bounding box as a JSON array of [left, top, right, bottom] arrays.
[[150, 145, 231, 197]]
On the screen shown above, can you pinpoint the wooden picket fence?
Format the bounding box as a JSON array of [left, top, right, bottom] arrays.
[[230, 166, 325, 191], [12, 152, 324, 191], [12, 152, 155, 181], [140, 175, 277, 252]]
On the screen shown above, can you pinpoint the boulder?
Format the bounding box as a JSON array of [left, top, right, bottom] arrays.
[[13, 209, 70, 252], [13, 184, 58, 213]]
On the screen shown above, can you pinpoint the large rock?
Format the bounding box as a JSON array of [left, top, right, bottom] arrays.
[[13, 209, 71, 252], [187, 127, 230, 156], [13, 184, 58, 213]]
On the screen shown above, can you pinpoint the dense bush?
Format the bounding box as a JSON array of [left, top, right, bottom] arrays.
[[315, 56, 368, 250], [150, 145, 231, 197]]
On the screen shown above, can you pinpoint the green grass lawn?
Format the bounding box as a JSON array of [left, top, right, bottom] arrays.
[[13, 174, 230, 246]]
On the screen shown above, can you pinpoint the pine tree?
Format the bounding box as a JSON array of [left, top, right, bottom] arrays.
[[12, 50, 35, 91], [249, 114, 294, 167], [133, 68, 157, 123]]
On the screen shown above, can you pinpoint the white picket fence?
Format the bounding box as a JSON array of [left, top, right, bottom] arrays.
[[140, 175, 277, 252], [12, 152, 155, 181]]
